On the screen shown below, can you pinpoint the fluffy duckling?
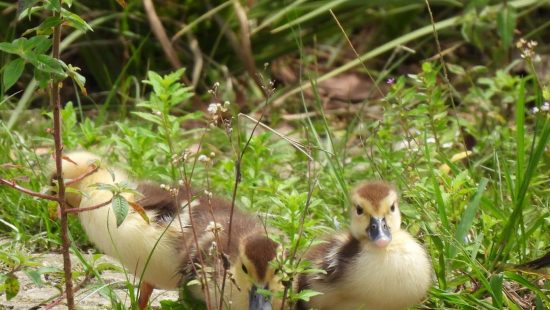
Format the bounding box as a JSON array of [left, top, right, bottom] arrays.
[[52, 151, 282, 309], [296, 181, 432, 310]]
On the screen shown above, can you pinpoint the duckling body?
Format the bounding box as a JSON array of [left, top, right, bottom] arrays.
[[54, 151, 282, 309], [297, 181, 431, 310], [57, 152, 186, 291]]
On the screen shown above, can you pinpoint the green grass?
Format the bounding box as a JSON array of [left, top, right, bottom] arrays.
[[1, 0, 550, 309]]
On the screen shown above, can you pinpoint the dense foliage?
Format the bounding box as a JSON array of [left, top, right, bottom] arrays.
[[0, 0, 549, 309]]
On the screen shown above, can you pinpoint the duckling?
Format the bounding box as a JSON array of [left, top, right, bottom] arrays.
[[52, 151, 282, 309], [296, 181, 432, 310]]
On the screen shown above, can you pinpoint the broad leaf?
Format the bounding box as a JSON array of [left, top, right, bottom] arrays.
[[4, 274, 20, 301], [3, 58, 25, 91], [112, 194, 129, 227], [62, 9, 93, 32], [0, 42, 18, 55]]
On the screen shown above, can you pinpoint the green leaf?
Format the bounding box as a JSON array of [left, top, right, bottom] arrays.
[[0, 42, 18, 55], [131, 111, 162, 125], [453, 178, 488, 254], [497, 6, 516, 48], [4, 274, 20, 300], [447, 63, 465, 75], [23, 269, 43, 286], [27, 54, 66, 79], [489, 273, 503, 308], [504, 272, 550, 303], [22, 35, 51, 54], [296, 289, 322, 301], [36, 16, 63, 35], [61, 9, 93, 32], [33, 66, 49, 88], [46, 0, 62, 12], [3, 58, 25, 91], [112, 194, 129, 227]]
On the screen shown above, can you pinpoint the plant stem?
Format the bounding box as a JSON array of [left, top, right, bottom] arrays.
[[51, 15, 75, 309]]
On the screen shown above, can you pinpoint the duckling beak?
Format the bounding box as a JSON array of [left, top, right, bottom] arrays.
[[368, 217, 392, 248], [249, 284, 272, 310]]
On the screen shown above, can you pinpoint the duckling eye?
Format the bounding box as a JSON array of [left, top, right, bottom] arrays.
[[355, 205, 363, 215], [390, 203, 396, 212], [241, 264, 248, 274]]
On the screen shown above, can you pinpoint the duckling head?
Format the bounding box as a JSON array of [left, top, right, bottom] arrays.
[[350, 181, 401, 248], [235, 235, 280, 310]]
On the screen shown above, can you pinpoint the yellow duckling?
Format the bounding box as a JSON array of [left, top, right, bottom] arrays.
[[296, 181, 431, 310], [52, 151, 282, 309]]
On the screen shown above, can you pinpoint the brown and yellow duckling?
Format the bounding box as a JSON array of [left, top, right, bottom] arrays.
[[296, 181, 432, 310], [52, 151, 282, 309]]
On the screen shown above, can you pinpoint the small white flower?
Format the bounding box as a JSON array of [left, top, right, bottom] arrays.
[[207, 103, 219, 114], [541, 102, 550, 112], [532, 106, 540, 113]]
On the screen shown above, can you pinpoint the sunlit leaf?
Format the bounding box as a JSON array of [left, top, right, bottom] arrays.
[[61, 9, 93, 32], [115, 0, 127, 8]]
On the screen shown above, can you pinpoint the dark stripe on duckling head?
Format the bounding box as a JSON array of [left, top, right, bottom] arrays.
[[355, 182, 393, 211], [244, 236, 278, 280]]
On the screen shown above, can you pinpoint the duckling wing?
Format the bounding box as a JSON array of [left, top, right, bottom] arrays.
[[306, 233, 361, 283], [137, 182, 193, 223]]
